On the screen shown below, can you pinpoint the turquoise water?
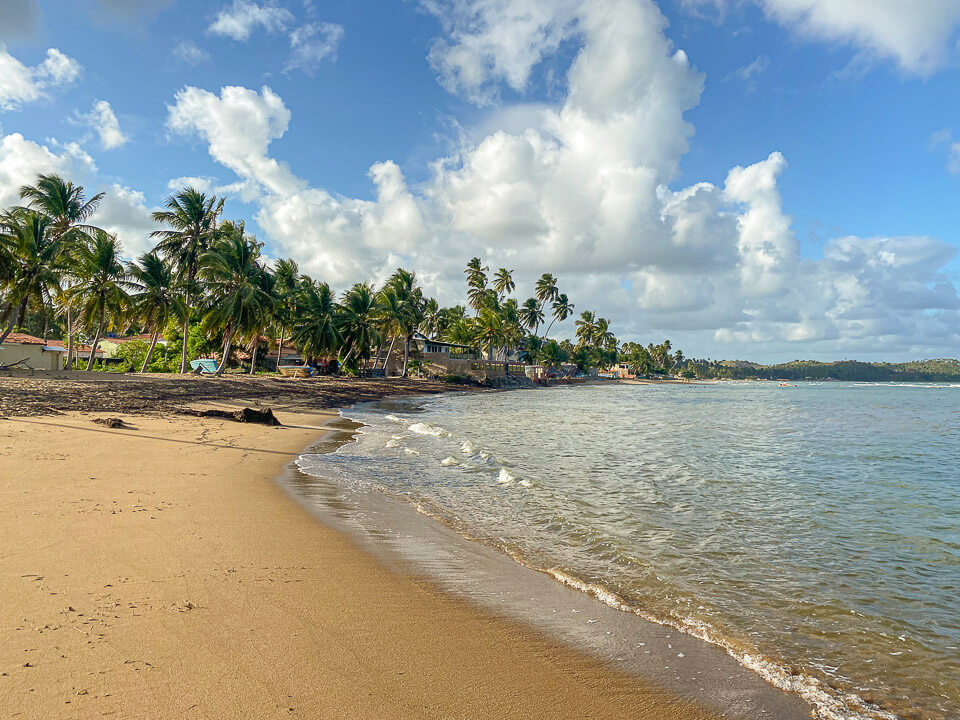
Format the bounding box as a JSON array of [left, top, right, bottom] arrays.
[[297, 382, 960, 720]]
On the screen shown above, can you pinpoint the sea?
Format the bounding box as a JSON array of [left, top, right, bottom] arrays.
[[294, 382, 960, 720]]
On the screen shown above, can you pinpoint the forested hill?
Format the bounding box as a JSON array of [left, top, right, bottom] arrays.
[[710, 359, 960, 382]]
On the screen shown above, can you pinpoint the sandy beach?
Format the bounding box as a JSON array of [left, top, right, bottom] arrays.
[[0, 378, 722, 719]]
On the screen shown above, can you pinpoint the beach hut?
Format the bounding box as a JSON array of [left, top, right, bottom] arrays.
[[0, 333, 67, 370]]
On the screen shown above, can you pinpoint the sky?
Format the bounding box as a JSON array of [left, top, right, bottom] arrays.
[[1, 0, 960, 363]]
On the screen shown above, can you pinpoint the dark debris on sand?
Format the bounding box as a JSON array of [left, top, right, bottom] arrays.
[[0, 375, 461, 419]]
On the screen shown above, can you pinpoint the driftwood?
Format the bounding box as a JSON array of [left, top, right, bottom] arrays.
[[93, 417, 127, 429], [184, 407, 282, 426]]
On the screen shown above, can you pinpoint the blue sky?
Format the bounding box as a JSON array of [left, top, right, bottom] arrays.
[[2, 0, 960, 361]]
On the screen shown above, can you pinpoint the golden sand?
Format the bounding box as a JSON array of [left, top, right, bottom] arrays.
[[0, 403, 720, 719]]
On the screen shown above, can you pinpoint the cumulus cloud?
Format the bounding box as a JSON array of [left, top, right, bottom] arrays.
[[208, 0, 293, 41], [89, 184, 158, 258], [420, 0, 580, 106], [172, 40, 211, 65], [81, 99, 128, 150], [0, 127, 156, 259], [0, 45, 81, 111], [165, 0, 960, 360], [285, 21, 344, 74], [686, 0, 960, 75]]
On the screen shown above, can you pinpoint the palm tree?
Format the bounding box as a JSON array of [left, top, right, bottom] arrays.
[[420, 297, 442, 339], [575, 310, 596, 348], [66, 230, 131, 371], [18, 174, 104, 365], [519, 297, 543, 334], [473, 304, 507, 361], [127, 252, 187, 373], [493, 267, 514, 301], [198, 222, 272, 377], [151, 187, 224, 374], [385, 268, 424, 376], [375, 284, 404, 372], [0, 210, 66, 347], [543, 293, 574, 338], [337, 282, 381, 372], [243, 266, 276, 374], [534, 273, 559, 318], [465, 257, 489, 315], [293, 279, 341, 360], [19, 174, 104, 237], [271, 258, 300, 370]]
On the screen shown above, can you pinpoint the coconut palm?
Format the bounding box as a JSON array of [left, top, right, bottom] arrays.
[[66, 230, 132, 371], [151, 187, 224, 373], [242, 267, 276, 374], [575, 310, 597, 348], [519, 297, 544, 334], [293, 279, 341, 360], [127, 252, 187, 373], [198, 222, 272, 377], [473, 304, 507, 361], [337, 282, 381, 372], [543, 293, 574, 338], [534, 273, 559, 314], [419, 297, 443, 340], [271, 258, 300, 370], [385, 268, 425, 376], [493, 267, 514, 301], [19, 174, 104, 238], [0, 209, 66, 347], [465, 257, 490, 315], [18, 174, 108, 367]]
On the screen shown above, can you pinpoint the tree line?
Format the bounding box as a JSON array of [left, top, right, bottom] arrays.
[[3, 175, 681, 377]]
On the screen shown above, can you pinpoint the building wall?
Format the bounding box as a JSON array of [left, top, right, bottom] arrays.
[[0, 343, 62, 370]]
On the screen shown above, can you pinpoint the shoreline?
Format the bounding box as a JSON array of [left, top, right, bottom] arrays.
[[1, 381, 727, 719], [288, 397, 816, 720]]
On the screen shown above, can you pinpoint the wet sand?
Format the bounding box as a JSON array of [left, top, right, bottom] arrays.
[[0, 399, 726, 719]]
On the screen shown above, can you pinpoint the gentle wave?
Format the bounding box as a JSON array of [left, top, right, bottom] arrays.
[[297, 384, 960, 720]]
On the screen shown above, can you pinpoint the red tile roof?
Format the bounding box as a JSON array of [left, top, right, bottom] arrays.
[[2, 332, 47, 346]]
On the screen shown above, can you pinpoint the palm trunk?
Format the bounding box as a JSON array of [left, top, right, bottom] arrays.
[[372, 337, 387, 369], [215, 327, 234, 377], [179, 283, 193, 374], [86, 311, 105, 372], [338, 342, 358, 376], [249, 337, 258, 375], [140, 331, 159, 373], [65, 306, 74, 370], [543, 316, 558, 338], [402, 334, 411, 377], [275, 327, 284, 371], [0, 307, 19, 347], [382, 334, 398, 373], [0, 297, 29, 347]]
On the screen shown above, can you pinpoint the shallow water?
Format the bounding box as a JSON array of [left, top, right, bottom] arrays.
[[297, 382, 960, 720]]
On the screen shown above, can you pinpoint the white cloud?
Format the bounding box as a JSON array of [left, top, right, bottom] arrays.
[[0, 130, 96, 209], [208, 0, 294, 41], [89, 184, 157, 259], [420, 0, 581, 106], [687, 0, 960, 75], [0, 45, 81, 111], [725, 55, 769, 85], [172, 40, 211, 65], [165, 0, 960, 360], [81, 99, 128, 150], [285, 21, 343, 74], [37, 48, 81, 84]]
